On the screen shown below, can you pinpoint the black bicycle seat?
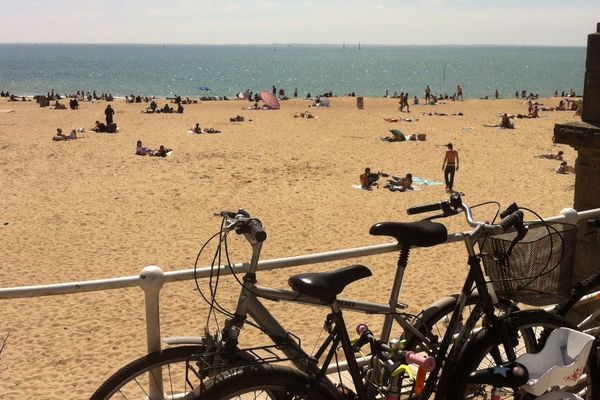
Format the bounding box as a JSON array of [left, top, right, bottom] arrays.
[[288, 265, 372, 304], [369, 220, 447, 247]]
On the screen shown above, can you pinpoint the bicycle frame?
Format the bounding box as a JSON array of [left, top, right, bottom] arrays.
[[220, 239, 439, 375], [211, 217, 511, 400]]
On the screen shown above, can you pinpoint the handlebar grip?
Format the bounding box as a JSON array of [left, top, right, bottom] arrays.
[[500, 202, 519, 219], [499, 211, 523, 233], [405, 351, 436, 372], [407, 201, 446, 215], [247, 219, 267, 242]]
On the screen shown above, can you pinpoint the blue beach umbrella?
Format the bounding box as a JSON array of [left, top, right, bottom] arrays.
[[197, 86, 211, 91]]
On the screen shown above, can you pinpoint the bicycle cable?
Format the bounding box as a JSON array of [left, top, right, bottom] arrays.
[[193, 219, 238, 331]]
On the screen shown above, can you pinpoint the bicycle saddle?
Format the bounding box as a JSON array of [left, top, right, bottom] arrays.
[[288, 265, 372, 304], [369, 221, 447, 247]]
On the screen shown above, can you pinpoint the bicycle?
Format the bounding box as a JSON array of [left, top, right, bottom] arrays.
[[90, 204, 472, 399], [184, 194, 598, 399], [90, 195, 600, 399]]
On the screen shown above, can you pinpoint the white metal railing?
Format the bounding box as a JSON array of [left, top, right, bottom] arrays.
[[0, 207, 599, 397]]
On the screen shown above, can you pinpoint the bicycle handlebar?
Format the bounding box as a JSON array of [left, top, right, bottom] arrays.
[[406, 201, 449, 215], [217, 209, 267, 244], [406, 194, 528, 238]]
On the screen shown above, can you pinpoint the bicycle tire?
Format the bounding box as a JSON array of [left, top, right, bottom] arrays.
[[185, 364, 340, 399], [445, 310, 600, 400], [556, 273, 600, 335], [89, 345, 252, 400]]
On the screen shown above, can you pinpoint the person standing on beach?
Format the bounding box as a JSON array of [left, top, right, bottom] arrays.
[[442, 143, 459, 192], [457, 85, 463, 100], [294, 88, 298, 98], [105, 104, 115, 126], [425, 85, 431, 103]]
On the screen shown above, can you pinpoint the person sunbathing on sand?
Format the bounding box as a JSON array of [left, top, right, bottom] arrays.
[[385, 173, 413, 191], [485, 113, 514, 129], [192, 123, 202, 133], [53, 128, 78, 141], [152, 145, 172, 157], [535, 150, 564, 160], [554, 161, 575, 174], [230, 115, 245, 122], [92, 120, 108, 132], [528, 105, 539, 118], [380, 132, 406, 142], [54, 100, 67, 110], [135, 140, 152, 156], [244, 102, 264, 110], [359, 167, 380, 190]]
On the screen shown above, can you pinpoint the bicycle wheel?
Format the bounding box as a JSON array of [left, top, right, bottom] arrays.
[[185, 364, 339, 399], [556, 273, 600, 336], [446, 310, 599, 400], [90, 345, 252, 400]]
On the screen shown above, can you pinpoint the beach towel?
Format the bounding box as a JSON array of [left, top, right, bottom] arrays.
[[353, 184, 382, 191], [0, 109, 14, 113], [412, 177, 443, 186]]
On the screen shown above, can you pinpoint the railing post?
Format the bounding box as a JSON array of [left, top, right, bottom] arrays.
[[139, 265, 165, 399]]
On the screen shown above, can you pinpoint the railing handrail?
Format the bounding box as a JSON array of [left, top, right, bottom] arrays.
[[4, 206, 600, 299]]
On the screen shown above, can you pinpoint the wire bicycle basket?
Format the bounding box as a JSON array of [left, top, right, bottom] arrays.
[[479, 222, 578, 306]]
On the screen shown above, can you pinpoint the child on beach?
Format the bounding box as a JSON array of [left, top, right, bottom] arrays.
[[554, 161, 575, 174]]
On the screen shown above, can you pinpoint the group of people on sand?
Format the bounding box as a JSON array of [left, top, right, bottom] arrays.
[[359, 168, 414, 192], [534, 150, 574, 174], [293, 111, 315, 119], [52, 128, 82, 141], [144, 100, 184, 114], [135, 141, 171, 157], [360, 144, 458, 192]]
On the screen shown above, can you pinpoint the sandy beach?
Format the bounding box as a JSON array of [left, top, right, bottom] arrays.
[[0, 95, 580, 399]]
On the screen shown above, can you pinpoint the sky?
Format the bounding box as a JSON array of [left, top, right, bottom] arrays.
[[1, 0, 598, 46]]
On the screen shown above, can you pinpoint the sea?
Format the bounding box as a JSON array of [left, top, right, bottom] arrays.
[[0, 44, 586, 99]]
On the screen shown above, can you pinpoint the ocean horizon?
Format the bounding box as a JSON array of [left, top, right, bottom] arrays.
[[0, 43, 586, 99]]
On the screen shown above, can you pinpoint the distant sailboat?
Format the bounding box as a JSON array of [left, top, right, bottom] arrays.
[[358, 42, 361, 50], [343, 42, 346, 49]]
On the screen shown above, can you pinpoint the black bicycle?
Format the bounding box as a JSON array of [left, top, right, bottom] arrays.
[[185, 194, 599, 399]]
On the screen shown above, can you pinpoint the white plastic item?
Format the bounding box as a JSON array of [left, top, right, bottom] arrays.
[[515, 327, 595, 396]]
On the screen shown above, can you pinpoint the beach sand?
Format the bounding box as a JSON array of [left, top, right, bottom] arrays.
[[0, 95, 579, 398]]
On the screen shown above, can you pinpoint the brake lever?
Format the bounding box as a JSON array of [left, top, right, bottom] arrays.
[[505, 212, 528, 255]]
